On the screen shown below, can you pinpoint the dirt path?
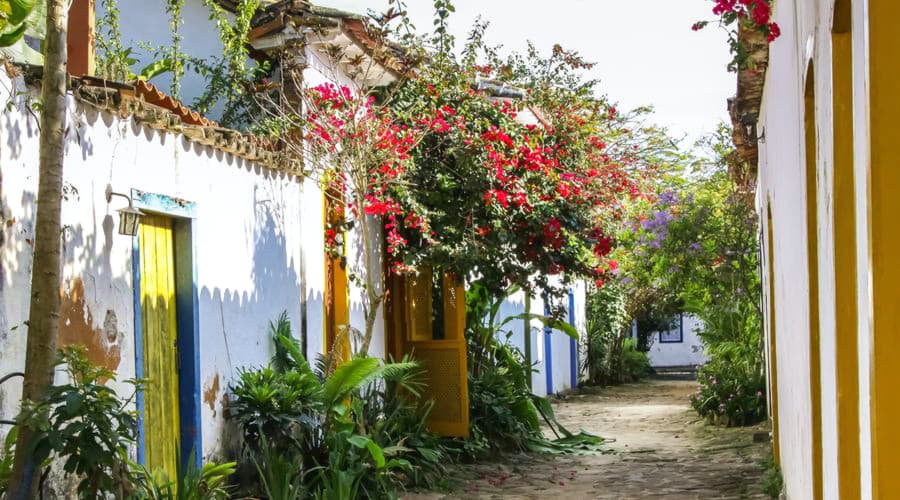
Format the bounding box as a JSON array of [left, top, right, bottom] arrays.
[[411, 375, 771, 499]]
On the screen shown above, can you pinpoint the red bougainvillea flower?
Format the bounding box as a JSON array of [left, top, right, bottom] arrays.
[[699, 0, 781, 47]]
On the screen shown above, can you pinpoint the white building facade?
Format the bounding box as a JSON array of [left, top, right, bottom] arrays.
[[0, 0, 590, 482], [757, 0, 900, 497], [644, 315, 707, 370]]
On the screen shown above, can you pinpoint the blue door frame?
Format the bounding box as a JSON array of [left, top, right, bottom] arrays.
[[543, 301, 553, 395], [131, 190, 202, 470], [568, 289, 577, 389]]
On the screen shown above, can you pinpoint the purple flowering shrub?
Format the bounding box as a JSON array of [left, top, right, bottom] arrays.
[[612, 137, 766, 427]]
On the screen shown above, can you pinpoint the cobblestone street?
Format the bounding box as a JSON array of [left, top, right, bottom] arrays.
[[414, 376, 771, 499]]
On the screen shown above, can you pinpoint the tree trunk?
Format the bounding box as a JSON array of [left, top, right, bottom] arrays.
[[6, 1, 69, 497], [356, 191, 383, 356]]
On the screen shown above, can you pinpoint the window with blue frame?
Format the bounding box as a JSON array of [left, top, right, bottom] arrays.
[[658, 313, 684, 343]]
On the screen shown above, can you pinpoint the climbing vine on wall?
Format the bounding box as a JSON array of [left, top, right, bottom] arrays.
[[95, 0, 129, 81], [165, 0, 185, 97]]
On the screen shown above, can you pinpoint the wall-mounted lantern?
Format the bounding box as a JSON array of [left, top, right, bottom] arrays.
[[105, 185, 144, 236]]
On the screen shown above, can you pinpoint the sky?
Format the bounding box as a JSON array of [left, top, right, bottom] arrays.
[[317, 0, 734, 147]]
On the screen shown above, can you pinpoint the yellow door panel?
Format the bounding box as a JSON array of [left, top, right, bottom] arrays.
[[324, 189, 351, 366], [442, 275, 465, 341], [139, 215, 180, 481], [403, 269, 469, 438], [406, 339, 469, 437], [406, 269, 434, 342]]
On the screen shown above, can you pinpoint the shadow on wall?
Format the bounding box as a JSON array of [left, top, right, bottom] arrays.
[[197, 174, 318, 460], [0, 96, 136, 424]]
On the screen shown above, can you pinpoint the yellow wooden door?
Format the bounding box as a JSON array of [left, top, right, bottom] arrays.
[[139, 214, 181, 480], [324, 190, 351, 366], [404, 270, 470, 437]]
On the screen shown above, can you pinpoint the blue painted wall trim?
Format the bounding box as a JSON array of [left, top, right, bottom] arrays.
[[132, 189, 202, 471], [133, 189, 197, 219], [568, 289, 577, 389], [543, 301, 553, 395], [132, 235, 146, 466]]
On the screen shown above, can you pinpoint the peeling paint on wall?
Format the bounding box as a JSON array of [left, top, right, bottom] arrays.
[[203, 373, 220, 417], [58, 278, 122, 372]]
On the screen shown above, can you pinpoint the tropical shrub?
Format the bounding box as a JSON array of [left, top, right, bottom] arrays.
[[0, 427, 16, 495], [462, 283, 604, 459], [19, 346, 138, 499], [228, 312, 445, 498], [620, 339, 652, 383], [760, 450, 784, 498], [129, 454, 236, 500], [584, 282, 648, 386], [251, 438, 306, 500], [467, 357, 538, 454]]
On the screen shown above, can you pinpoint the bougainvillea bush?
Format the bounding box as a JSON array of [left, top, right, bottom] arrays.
[[380, 21, 678, 308]]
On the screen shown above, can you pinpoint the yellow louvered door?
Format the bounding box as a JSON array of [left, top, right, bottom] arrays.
[[405, 270, 470, 437], [139, 215, 181, 481]]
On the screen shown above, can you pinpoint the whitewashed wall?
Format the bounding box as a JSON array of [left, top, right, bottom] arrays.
[[0, 56, 387, 466], [646, 315, 707, 369], [757, 0, 866, 497], [497, 281, 586, 397]]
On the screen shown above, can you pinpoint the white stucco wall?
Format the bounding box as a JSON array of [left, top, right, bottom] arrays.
[[850, 1, 872, 497], [497, 282, 586, 398], [757, 0, 870, 497], [0, 46, 385, 465], [646, 315, 707, 369], [0, 69, 306, 461]]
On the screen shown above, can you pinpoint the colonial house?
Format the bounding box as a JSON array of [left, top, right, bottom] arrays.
[[0, 0, 587, 484], [635, 314, 707, 371], [757, 0, 899, 497]]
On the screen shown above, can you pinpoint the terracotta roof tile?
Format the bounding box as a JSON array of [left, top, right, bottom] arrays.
[[133, 79, 218, 128], [69, 75, 296, 174]]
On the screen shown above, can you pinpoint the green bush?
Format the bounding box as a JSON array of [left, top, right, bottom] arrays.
[[228, 312, 444, 498], [20, 346, 138, 499], [691, 360, 766, 426], [760, 451, 784, 498], [228, 365, 322, 455], [620, 338, 652, 382], [584, 283, 652, 386], [467, 358, 539, 455], [0, 427, 15, 495], [584, 283, 631, 386], [129, 454, 236, 499]]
